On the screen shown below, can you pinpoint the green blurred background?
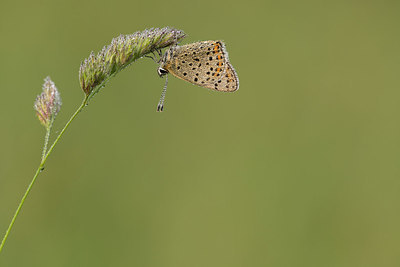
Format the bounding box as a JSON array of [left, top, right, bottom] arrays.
[[1, 0, 399, 266]]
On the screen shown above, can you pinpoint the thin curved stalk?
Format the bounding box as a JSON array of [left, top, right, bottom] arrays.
[[0, 95, 88, 253]]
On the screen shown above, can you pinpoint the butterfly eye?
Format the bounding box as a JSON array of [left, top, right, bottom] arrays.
[[157, 67, 168, 77]]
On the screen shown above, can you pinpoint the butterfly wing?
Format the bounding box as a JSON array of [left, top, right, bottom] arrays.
[[164, 41, 239, 92]]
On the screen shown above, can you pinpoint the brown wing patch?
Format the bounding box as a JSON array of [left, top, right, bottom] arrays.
[[163, 40, 239, 92]]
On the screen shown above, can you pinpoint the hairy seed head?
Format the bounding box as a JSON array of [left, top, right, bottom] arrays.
[[34, 77, 62, 128], [79, 27, 186, 100]]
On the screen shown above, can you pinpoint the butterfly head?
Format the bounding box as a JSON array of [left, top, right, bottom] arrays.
[[157, 66, 168, 77], [157, 47, 175, 77]]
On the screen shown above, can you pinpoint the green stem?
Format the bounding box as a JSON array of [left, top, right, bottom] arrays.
[[42, 122, 52, 161], [42, 96, 88, 163], [0, 166, 42, 253], [0, 95, 89, 254]]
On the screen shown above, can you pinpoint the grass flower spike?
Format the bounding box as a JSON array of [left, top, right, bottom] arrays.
[[79, 27, 186, 100], [34, 77, 62, 128]]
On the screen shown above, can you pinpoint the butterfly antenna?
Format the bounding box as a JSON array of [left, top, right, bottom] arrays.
[[157, 75, 168, 112]]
